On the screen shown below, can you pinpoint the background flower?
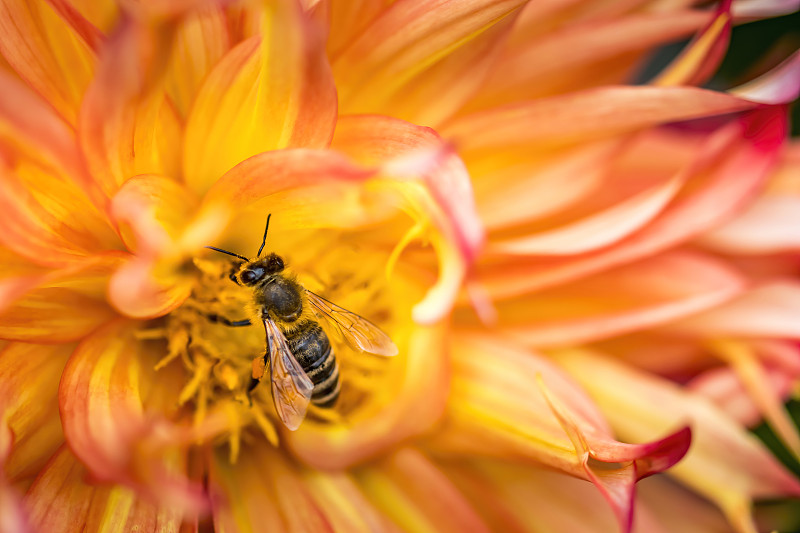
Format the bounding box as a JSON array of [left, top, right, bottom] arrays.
[[0, 1, 799, 532]]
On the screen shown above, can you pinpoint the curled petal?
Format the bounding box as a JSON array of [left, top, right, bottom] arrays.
[[333, 0, 527, 125], [183, 0, 337, 193], [476, 107, 786, 297], [24, 446, 186, 533], [732, 0, 800, 17], [0, 0, 95, 124], [729, 49, 800, 104], [58, 320, 206, 513], [288, 324, 449, 468], [0, 342, 71, 481], [486, 251, 745, 347], [428, 333, 691, 532], [555, 349, 800, 531]]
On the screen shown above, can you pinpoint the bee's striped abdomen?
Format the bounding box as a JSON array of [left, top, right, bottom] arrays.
[[285, 320, 339, 408]]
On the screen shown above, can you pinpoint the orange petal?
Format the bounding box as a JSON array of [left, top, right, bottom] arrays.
[[210, 444, 395, 533], [652, 1, 732, 87], [58, 320, 206, 513], [183, 0, 337, 194], [324, 0, 386, 58], [79, 17, 183, 196], [0, 288, 115, 343], [354, 449, 493, 533], [0, 0, 95, 124], [476, 107, 786, 298], [488, 170, 683, 255], [555, 349, 800, 532], [482, 251, 745, 347], [0, 70, 94, 197], [24, 446, 187, 533], [0, 158, 119, 267], [469, 9, 711, 109], [44, 0, 110, 51], [164, 6, 229, 118], [287, 324, 449, 468], [0, 342, 71, 482], [443, 86, 757, 154], [332, 0, 526, 126]]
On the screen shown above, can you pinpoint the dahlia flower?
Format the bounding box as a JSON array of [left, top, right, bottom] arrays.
[[1, 0, 799, 532]]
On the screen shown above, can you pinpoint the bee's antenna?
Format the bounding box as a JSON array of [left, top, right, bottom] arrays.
[[257, 214, 271, 258], [205, 246, 249, 261]]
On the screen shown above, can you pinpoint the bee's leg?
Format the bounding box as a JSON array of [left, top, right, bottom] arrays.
[[204, 314, 252, 327], [247, 352, 269, 397]]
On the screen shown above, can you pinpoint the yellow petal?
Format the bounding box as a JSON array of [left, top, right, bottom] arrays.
[[183, 0, 337, 193]]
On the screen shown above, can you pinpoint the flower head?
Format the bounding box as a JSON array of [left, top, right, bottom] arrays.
[[1, 1, 800, 532]]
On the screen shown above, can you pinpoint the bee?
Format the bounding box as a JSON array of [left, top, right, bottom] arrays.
[[206, 215, 398, 430]]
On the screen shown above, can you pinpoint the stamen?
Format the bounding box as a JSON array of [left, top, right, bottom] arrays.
[[386, 221, 426, 280]]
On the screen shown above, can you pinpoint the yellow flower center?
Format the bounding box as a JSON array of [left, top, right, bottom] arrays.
[[137, 233, 417, 462]]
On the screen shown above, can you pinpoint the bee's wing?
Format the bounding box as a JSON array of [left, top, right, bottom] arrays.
[[306, 290, 398, 357], [263, 317, 313, 430]]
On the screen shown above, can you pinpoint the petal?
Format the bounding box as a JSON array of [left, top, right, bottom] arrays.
[[79, 17, 183, 196], [210, 445, 396, 533], [732, 0, 800, 16], [287, 324, 449, 468], [555, 349, 800, 531], [332, 0, 527, 126], [58, 320, 206, 513], [730, 49, 800, 105], [0, 342, 71, 481], [479, 251, 745, 347], [651, 1, 732, 87], [354, 449, 493, 533], [0, 158, 119, 267], [24, 446, 186, 533], [0, 0, 95, 124], [183, 0, 337, 194], [468, 9, 710, 109], [443, 86, 757, 154], [700, 194, 800, 253], [0, 70, 94, 197], [488, 170, 683, 255], [476, 107, 786, 297], [0, 288, 115, 343], [667, 281, 800, 339]]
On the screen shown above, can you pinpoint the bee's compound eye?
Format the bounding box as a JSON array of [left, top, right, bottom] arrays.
[[241, 268, 264, 285]]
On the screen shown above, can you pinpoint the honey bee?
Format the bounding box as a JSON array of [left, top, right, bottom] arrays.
[[206, 215, 398, 430]]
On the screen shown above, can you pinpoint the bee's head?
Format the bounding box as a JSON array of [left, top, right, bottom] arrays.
[[236, 253, 285, 286]]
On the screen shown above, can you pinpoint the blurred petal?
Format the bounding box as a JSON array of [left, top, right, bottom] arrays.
[[210, 445, 396, 533], [58, 320, 206, 513], [0, 0, 95, 123], [476, 107, 786, 298], [732, 0, 800, 17], [730, 50, 800, 105], [333, 0, 527, 126], [183, 0, 337, 193], [354, 449, 492, 533], [555, 349, 800, 532], [444, 86, 757, 153], [652, 1, 731, 87], [0, 342, 71, 481], [79, 17, 182, 196], [469, 9, 710, 108], [481, 251, 745, 347], [288, 324, 448, 468], [0, 288, 114, 342], [24, 446, 186, 533]]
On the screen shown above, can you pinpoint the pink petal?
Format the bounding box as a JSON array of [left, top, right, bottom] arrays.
[[730, 50, 800, 104], [732, 0, 800, 16], [666, 281, 800, 339], [476, 107, 786, 298], [486, 251, 745, 347]]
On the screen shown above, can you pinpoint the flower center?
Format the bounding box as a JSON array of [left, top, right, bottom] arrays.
[[140, 242, 407, 462]]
